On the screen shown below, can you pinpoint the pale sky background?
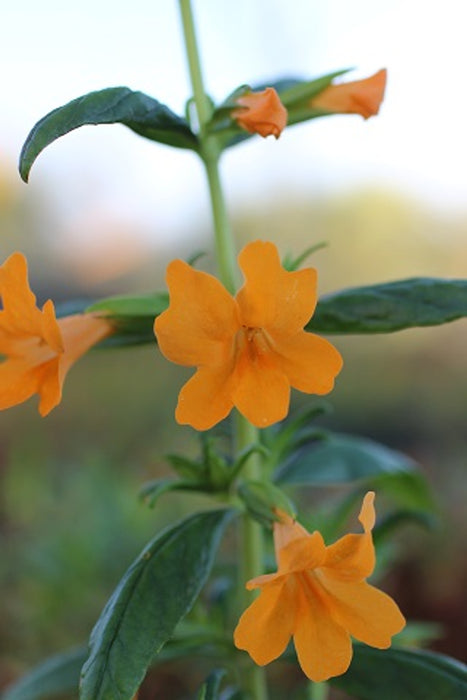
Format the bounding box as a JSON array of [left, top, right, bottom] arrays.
[[1, 0, 467, 252]]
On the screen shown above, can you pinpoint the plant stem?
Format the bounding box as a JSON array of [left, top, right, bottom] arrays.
[[178, 0, 237, 293], [178, 2, 267, 697], [307, 681, 329, 700]]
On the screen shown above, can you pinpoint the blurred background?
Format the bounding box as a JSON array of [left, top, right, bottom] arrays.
[[1, 0, 466, 696]]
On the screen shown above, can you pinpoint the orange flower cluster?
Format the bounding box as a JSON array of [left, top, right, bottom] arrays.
[[311, 69, 387, 119], [232, 88, 287, 138], [154, 241, 342, 430], [0, 252, 112, 415], [234, 492, 405, 682]]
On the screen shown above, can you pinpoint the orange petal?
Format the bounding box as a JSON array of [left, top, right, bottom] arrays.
[[277, 531, 326, 574], [273, 510, 310, 557], [232, 87, 287, 138], [294, 574, 352, 681], [231, 341, 290, 427], [175, 365, 234, 430], [0, 357, 43, 410], [316, 577, 406, 648], [272, 329, 343, 394], [37, 357, 62, 416], [40, 299, 64, 354], [322, 492, 376, 581], [359, 491, 376, 532], [34, 313, 112, 417], [246, 571, 283, 590], [154, 260, 238, 367], [236, 241, 317, 334], [0, 252, 49, 338], [234, 578, 296, 665], [310, 69, 387, 119], [322, 532, 375, 582]]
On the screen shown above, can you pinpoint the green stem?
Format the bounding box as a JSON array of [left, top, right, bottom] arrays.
[[307, 681, 329, 700], [178, 2, 267, 697], [236, 414, 268, 700], [178, 0, 237, 292]]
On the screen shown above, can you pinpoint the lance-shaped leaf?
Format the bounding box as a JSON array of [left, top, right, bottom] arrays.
[[331, 645, 467, 700], [87, 292, 169, 347], [19, 87, 199, 181], [79, 509, 234, 700], [275, 432, 434, 511], [1, 647, 87, 700], [309, 278, 467, 334]]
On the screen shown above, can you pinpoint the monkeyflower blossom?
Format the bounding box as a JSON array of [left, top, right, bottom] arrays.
[[234, 492, 406, 682], [311, 69, 387, 119], [232, 88, 288, 138], [154, 240, 342, 430], [0, 252, 113, 415]]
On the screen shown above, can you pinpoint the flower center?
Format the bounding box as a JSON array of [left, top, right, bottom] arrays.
[[239, 325, 272, 362]]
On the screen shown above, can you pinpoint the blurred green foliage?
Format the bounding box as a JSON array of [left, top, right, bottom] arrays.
[[0, 158, 466, 690]]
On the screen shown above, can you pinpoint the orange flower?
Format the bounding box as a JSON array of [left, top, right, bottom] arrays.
[[0, 252, 113, 415], [154, 241, 342, 430], [234, 492, 406, 682], [311, 69, 387, 119], [232, 88, 288, 138]]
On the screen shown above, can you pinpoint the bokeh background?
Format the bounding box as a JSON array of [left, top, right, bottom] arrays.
[[1, 0, 466, 696]]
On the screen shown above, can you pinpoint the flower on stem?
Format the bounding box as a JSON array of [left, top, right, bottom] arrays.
[[232, 88, 288, 138], [154, 240, 342, 430], [234, 492, 406, 682], [310, 69, 387, 119], [0, 252, 113, 415]]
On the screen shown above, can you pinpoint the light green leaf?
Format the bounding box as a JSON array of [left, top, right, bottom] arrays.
[[88, 292, 169, 348], [79, 509, 234, 700], [309, 278, 467, 333], [20, 87, 199, 182], [331, 645, 467, 700], [1, 646, 86, 700]]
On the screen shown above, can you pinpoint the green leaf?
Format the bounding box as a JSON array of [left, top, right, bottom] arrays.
[[79, 509, 234, 700], [19, 87, 199, 182], [275, 432, 417, 485], [274, 432, 434, 511], [309, 278, 467, 334], [1, 646, 86, 700], [88, 292, 169, 318], [139, 478, 206, 508], [196, 669, 226, 700], [331, 645, 467, 700], [87, 292, 169, 348]]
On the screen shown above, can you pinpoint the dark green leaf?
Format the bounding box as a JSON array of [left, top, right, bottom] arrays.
[[1, 646, 86, 700], [20, 88, 199, 181], [79, 509, 234, 700], [275, 432, 417, 485], [372, 509, 436, 545], [331, 645, 467, 700], [309, 278, 467, 334], [197, 669, 226, 700], [139, 478, 207, 508], [275, 432, 434, 511]]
